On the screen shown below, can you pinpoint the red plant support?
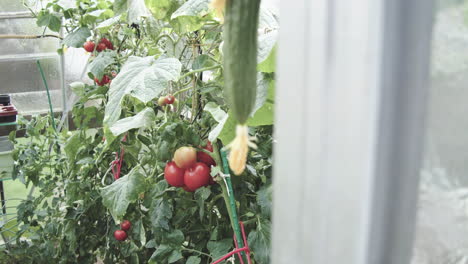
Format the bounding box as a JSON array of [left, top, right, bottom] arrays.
[[211, 222, 252, 264], [111, 135, 127, 180]]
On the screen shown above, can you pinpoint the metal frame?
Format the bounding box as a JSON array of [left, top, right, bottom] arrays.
[[0, 10, 67, 116], [272, 0, 434, 263]]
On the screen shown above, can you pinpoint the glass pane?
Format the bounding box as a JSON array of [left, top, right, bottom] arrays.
[[0, 13, 63, 114], [1, 0, 31, 12], [0, 56, 62, 114], [413, 0, 468, 263], [0, 18, 59, 55]]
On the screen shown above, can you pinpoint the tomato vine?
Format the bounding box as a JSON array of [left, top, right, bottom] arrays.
[[1, 0, 277, 263]]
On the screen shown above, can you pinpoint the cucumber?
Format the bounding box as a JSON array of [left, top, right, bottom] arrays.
[[223, 0, 261, 124]]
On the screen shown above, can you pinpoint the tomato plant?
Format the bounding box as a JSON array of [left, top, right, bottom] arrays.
[[3, 0, 278, 263]]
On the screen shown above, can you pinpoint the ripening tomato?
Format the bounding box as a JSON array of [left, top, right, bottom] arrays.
[[100, 38, 114, 50], [173, 146, 197, 169], [121, 220, 131, 231], [114, 230, 127, 241], [96, 42, 107, 52], [184, 162, 210, 190], [158, 96, 167, 106], [197, 141, 216, 167], [83, 41, 95, 52], [164, 161, 185, 187], [94, 75, 110, 86], [165, 95, 175, 104]]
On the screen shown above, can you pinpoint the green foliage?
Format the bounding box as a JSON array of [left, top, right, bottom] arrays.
[[88, 51, 117, 80], [63, 27, 92, 47], [4, 0, 277, 263], [104, 56, 182, 127], [36, 10, 62, 32], [101, 166, 147, 220]]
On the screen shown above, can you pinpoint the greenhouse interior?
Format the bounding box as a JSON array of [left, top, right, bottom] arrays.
[[0, 0, 464, 263]]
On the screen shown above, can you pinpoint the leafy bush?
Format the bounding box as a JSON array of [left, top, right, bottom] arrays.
[[1, 0, 277, 263]]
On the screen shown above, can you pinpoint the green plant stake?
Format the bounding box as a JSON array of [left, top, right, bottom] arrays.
[[219, 148, 247, 261], [36, 60, 56, 132]]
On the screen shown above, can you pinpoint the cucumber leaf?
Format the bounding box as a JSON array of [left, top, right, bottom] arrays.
[[110, 108, 156, 136], [104, 56, 181, 127]]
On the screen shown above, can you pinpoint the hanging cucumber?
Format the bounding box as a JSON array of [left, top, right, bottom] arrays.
[[222, 0, 261, 175]]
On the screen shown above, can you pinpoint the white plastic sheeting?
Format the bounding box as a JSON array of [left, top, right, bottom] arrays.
[[412, 1, 468, 263]]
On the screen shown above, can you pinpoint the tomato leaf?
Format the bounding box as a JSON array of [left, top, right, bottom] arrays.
[[88, 51, 116, 80], [186, 256, 201, 264], [62, 27, 91, 47], [248, 219, 271, 264], [257, 186, 272, 217], [100, 166, 146, 221], [110, 107, 156, 136], [64, 132, 81, 163], [146, 239, 157, 248], [163, 229, 184, 245], [195, 187, 211, 220], [131, 220, 147, 246], [150, 244, 172, 261], [104, 56, 181, 127], [168, 250, 183, 263], [150, 198, 173, 230], [207, 239, 233, 260]]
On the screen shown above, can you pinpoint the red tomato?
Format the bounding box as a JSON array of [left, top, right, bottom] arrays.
[[96, 42, 107, 52], [94, 75, 110, 86], [83, 41, 95, 52], [197, 141, 216, 167], [184, 162, 210, 190], [164, 95, 175, 105], [164, 161, 185, 187], [173, 147, 197, 169], [114, 230, 127, 241], [100, 38, 114, 50], [121, 220, 131, 231]]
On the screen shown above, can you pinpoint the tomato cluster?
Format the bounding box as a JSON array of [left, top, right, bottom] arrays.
[[114, 220, 131, 241], [83, 38, 114, 53], [164, 143, 216, 192], [94, 75, 111, 86]]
